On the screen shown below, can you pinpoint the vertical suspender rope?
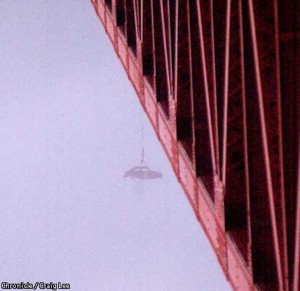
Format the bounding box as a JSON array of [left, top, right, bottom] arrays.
[[140, 118, 145, 165]]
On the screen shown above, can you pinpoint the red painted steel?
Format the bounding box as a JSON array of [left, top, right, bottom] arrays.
[[91, 1, 299, 290]]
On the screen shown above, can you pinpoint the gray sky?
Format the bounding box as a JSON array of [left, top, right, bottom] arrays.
[[0, 1, 231, 290]]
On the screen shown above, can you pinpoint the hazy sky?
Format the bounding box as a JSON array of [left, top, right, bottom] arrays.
[[0, 1, 231, 290]]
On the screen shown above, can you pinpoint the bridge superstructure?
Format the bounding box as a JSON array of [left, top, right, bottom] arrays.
[[90, 1, 300, 290]]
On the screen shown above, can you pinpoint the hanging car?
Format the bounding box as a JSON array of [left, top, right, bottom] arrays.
[[123, 165, 162, 180]]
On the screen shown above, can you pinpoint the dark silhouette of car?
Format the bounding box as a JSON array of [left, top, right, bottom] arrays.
[[123, 166, 162, 180]]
